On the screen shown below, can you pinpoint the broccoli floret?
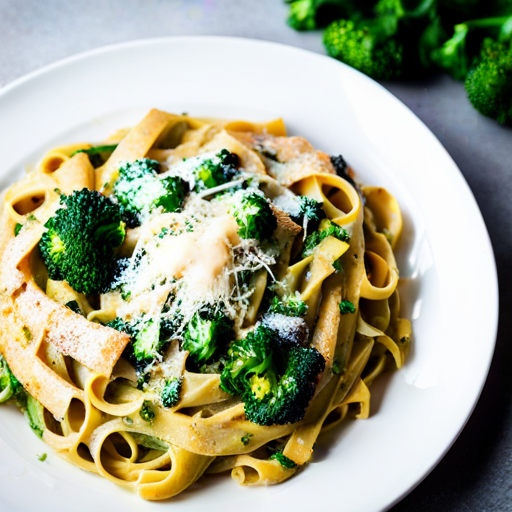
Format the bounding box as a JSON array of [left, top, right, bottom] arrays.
[[182, 308, 233, 371], [269, 295, 308, 317], [302, 219, 350, 257], [339, 300, 356, 314], [39, 189, 125, 295], [220, 325, 325, 426], [286, 0, 370, 31], [289, 196, 325, 236], [431, 15, 512, 79], [193, 149, 239, 191], [270, 450, 297, 468], [0, 355, 24, 404], [114, 158, 188, 224], [323, 0, 438, 80], [161, 377, 183, 408], [139, 400, 156, 424], [108, 316, 167, 373], [229, 191, 277, 241], [324, 18, 405, 80], [465, 38, 512, 124], [72, 144, 118, 168]]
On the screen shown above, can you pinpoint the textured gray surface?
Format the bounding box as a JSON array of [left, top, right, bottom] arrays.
[[0, 0, 511, 510]]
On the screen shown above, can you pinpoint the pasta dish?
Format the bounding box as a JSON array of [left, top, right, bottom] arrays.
[[0, 109, 411, 500]]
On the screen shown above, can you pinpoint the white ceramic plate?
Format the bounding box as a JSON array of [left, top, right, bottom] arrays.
[[0, 37, 498, 512]]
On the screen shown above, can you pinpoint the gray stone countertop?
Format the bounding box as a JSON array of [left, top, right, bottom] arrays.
[[1, 0, 511, 510]]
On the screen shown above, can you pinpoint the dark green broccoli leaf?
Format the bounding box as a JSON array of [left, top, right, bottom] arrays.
[[431, 15, 512, 79], [114, 158, 188, 225], [39, 189, 125, 295], [229, 191, 277, 241], [193, 149, 239, 191], [65, 300, 82, 315], [72, 144, 118, 168], [220, 325, 325, 426], [182, 308, 233, 371], [465, 38, 512, 124], [302, 219, 350, 257], [161, 377, 183, 408]]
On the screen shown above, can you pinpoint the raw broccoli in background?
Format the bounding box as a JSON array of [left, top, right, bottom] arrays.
[[220, 324, 325, 426], [113, 158, 188, 225], [39, 188, 126, 295], [465, 38, 512, 124], [431, 15, 512, 79], [285, 0, 512, 124], [323, 0, 438, 80]]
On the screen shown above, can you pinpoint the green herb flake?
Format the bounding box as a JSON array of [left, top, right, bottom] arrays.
[[22, 326, 32, 341], [241, 433, 253, 446], [37, 453, 47, 462], [331, 359, 341, 375], [339, 300, 355, 315], [14, 223, 23, 236]]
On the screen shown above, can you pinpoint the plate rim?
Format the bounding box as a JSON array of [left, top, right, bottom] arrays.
[[0, 35, 500, 511]]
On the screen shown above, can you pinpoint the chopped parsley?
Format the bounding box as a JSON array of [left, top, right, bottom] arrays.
[[339, 301, 355, 315]]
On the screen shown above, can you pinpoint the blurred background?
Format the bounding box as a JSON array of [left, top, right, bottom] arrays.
[[1, 0, 511, 510]]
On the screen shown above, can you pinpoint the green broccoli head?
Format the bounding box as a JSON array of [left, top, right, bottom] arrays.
[[182, 308, 233, 371], [108, 316, 167, 374], [465, 38, 512, 124], [269, 295, 308, 317], [0, 355, 24, 404], [220, 325, 325, 426], [293, 196, 325, 237], [161, 376, 182, 408], [286, 0, 370, 31], [229, 191, 277, 241], [39, 188, 125, 295], [324, 18, 404, 80], [302, 219, 350, 257], [193, 149, 239, 191], [114, 158, 188, 224]]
